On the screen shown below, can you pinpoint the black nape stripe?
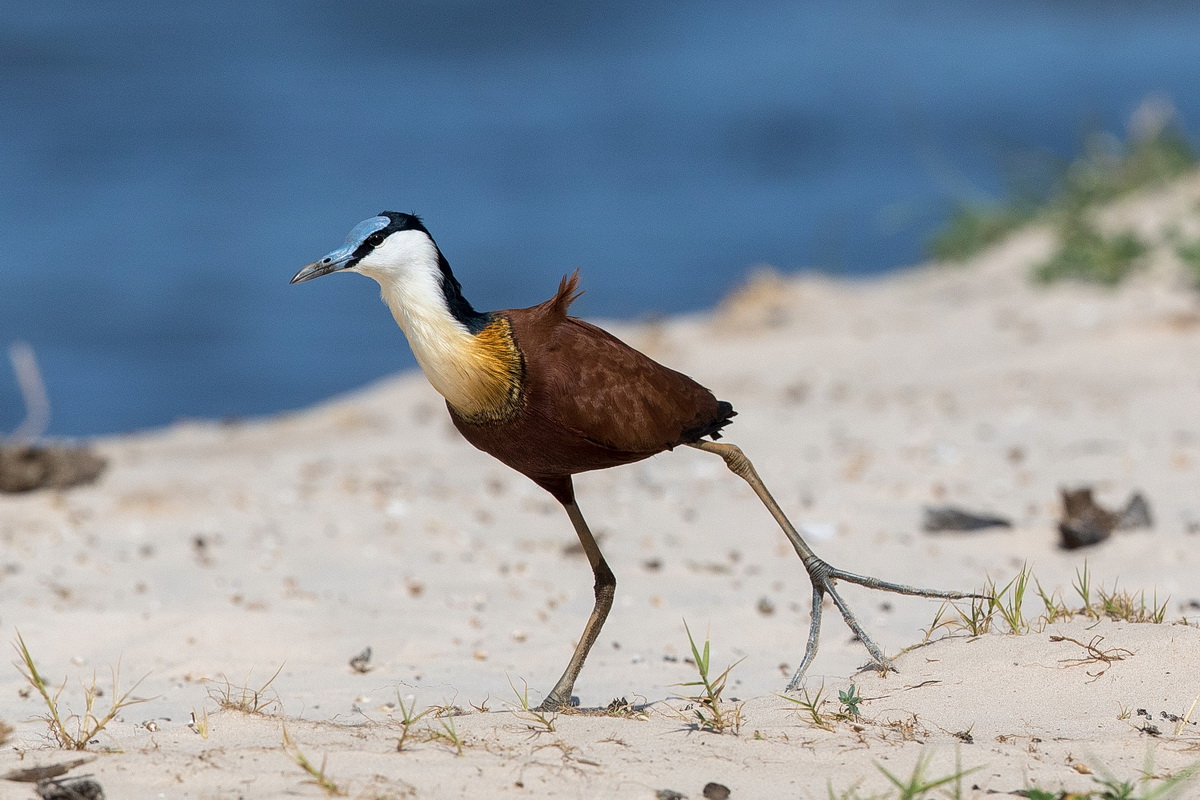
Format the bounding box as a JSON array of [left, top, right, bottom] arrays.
[[373, 211, 490, 334], [434, 246, 490, 334]]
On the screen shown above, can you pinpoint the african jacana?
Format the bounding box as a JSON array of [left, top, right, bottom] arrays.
[[291, 212, 975, 709]]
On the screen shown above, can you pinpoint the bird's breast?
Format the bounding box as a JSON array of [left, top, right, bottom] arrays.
[[431, 315, 524, 424]]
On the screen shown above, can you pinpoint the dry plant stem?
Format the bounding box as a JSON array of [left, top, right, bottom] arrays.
[[686, 441, 985, 691], [508, 677, 557, 732], [13, 632, 150, 750], [209, 664, 284, 714], [1051, 634, 1133, 681], [14, 633, 71, 746], [189, 709, 209, 739], [1176, 694, 1200, 737], [7, 341, 50, 443]]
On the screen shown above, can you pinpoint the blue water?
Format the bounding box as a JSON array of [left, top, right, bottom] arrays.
[[4, 1, 1200, 436]]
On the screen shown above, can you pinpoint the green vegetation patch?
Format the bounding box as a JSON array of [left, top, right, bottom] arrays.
[[928, 120, 1196, 287], [928, 201, 1038, 263], [1176, 238, 1200, 287], [1032, 220, 1148, 286]]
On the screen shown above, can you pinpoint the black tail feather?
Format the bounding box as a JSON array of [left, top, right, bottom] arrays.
[[683, 400, 737, 443]]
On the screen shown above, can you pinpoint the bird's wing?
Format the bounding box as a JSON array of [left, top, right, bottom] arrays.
[[530, 316, 729, 455]]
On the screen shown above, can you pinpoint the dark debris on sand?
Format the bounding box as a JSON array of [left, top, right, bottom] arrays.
[[35, 776, 105, 800], [1058, 487, 1153, 549], [0, 444, 106, 493], [923, 505, 1012, 533]]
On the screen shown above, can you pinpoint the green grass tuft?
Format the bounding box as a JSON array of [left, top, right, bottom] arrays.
[[781, 683, 834, 731], [507, 676, 557, 733], [206, 664, 284, 715], [391, 692, 432, 752], [13, 632, 151, 750], [282, 726, 346, 796], [1176, 238, 1200, 287], [927, 562, 1171, 640], [875, 750, 977, 800], [674, 621, 744, 735], [1032, 218, 1148, 286]]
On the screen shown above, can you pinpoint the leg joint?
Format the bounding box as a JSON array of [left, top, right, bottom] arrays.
[[804, 556, 834, 585], [717, 443, 754, 479], [594, 561, 616, 596]]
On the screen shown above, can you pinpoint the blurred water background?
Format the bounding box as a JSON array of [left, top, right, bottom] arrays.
[[4, 1, 1200, 436]]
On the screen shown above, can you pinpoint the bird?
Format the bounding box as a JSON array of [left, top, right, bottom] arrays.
[[291, 211, 978, 710]]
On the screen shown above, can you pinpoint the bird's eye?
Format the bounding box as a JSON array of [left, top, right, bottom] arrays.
[[366, 233, 385, 247]]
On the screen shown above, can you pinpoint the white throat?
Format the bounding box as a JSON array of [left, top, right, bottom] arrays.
[[354, 231, 486, 410]]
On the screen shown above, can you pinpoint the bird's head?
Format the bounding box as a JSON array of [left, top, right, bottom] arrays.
[[290, 211, 439, 286]]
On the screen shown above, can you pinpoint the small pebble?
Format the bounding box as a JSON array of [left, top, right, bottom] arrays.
[[703, 783, 732, 800], [349, 646, 372, 673]]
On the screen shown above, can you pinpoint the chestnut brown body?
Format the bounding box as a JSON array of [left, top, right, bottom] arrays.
[[449, 274, 735, 505]]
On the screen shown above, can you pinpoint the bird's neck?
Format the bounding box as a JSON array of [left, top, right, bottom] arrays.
[[373, 255, 522, 422]]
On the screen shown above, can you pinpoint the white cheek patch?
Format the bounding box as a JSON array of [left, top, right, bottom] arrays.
[[366, 229, 434, 267], [355, 230, 456, 334]]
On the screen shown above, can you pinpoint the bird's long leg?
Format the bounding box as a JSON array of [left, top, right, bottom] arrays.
[[539, 499, 616, 711], [687, 440, 981, 692]]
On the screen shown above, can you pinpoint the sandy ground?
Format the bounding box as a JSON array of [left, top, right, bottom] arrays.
[[3, 177, 1200, 798]]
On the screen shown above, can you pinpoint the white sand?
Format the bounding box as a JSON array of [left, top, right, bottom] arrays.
[[3, 176, 1200, 798]]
